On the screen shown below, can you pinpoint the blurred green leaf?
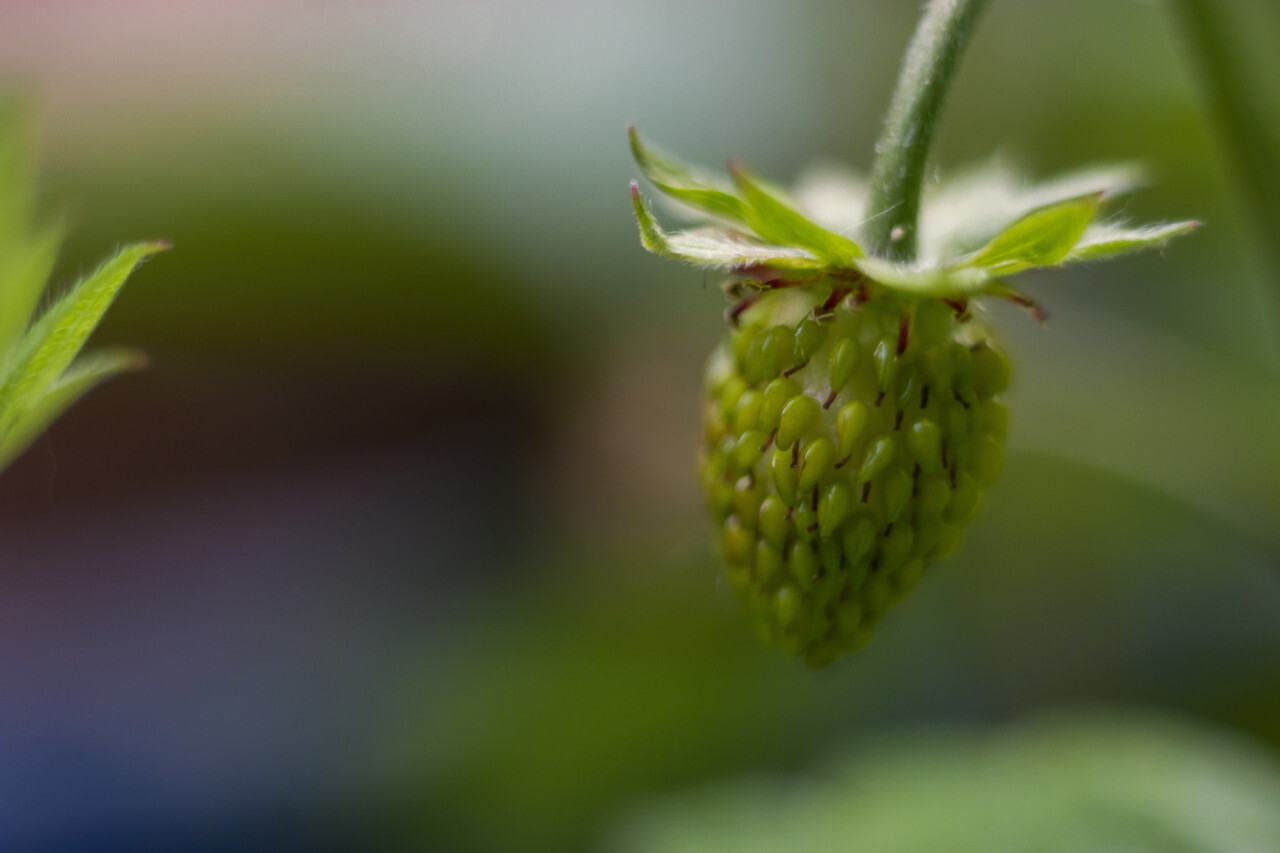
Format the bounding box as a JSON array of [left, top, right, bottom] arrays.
[[0, 347, 147, 470], [0, 223, 62, 355], [610, 713, 1280, 853], [0, 101, 63, 355], [1172, 0, 1280, 342], [1011, 309, 1280, 552]]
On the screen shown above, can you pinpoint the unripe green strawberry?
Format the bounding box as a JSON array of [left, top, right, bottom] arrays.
[[629, 128, 1196, 666], [702, 288, 1007, 666]]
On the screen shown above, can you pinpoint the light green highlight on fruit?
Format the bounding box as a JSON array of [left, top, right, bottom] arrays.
[[836, 401, 869, 458], [857, 435, 897, 485], [873, 338, 898, 393], [758, 496, 790, 552], [732, 429, 763, 469], [799, 437, 835, 494], [734, 390, 762, 432], [778, 394, 821, 450], [882, 467, 914, 523], [793, 318, 827, 364], [759, 377, 799, 433], [732, 476, 763, 526], [907, 418, 943, 473], [916, 475, 951, 521], [760, 326, 795, 378], [774, 584, 803, 627], [769, 449, 799, 504], [818, 482, 852, 538], [828, 337, 861, 396], [788, 541, 818, 587], [755, 541, 783, 584]]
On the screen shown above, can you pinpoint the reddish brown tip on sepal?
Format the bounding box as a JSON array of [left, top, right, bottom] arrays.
[[1003, 290, 1047, 323]]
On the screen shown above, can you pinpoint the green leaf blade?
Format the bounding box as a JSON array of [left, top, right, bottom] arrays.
[[0, 240, 167, 438], [855, 256, 992, 297], [965, 193, 1102, 274], [0, 348, 147, 472], [922, 159, 1143, 260]]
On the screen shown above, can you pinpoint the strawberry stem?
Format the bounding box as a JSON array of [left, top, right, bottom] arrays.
[[863, 0, 987, 262]]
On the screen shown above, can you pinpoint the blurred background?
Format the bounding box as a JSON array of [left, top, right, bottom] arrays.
[[0, 1, 1278, 850]]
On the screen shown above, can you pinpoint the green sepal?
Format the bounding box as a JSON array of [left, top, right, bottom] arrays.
[[0, 240, 168, 439], [628, 127, 751, 224], [728, 164, 864, 263], [922, 161, 1143, 259], [964, 193, 1102, 275], [631, 183, 823, 270], [628, 132, 1197, 299], [1066, 220, 1202, 262], [852, 256, 992, 297], [0, 347, 147, 471]]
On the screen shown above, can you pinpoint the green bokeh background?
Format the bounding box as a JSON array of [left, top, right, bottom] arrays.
[[0, 1, 1277, 850]]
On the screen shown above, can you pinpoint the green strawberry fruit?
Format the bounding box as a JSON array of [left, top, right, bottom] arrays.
[[629, 128, 1196, 667], [701, 289, 1007, 667]]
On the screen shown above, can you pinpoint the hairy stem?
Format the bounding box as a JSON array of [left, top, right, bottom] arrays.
[[863, 0, 988, 261]]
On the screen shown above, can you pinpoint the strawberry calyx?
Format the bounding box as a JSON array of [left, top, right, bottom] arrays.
[[630, 128, 1199, 304]]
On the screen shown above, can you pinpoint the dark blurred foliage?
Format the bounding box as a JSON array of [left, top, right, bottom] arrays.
[[0, 1, 1277, 851]]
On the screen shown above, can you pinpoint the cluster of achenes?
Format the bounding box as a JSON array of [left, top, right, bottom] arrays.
[[0, 101, 165, 475], [629, 128, 1196, 667]]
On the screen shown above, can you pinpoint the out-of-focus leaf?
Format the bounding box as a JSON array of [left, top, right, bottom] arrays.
[[0, 241, 167, 438], [1010, 307, 1280, 552], [0, 224, 62, 355], [0, 98, 62, 356], [0, 96, 39, 240], [610, 713, 1280, 853], [0, 347, 147, 471]]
